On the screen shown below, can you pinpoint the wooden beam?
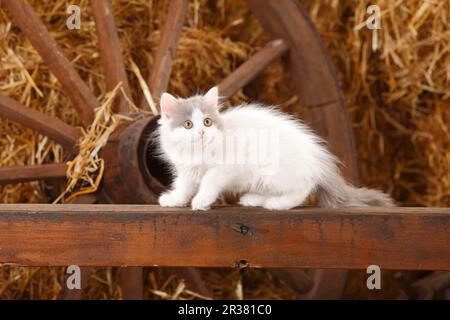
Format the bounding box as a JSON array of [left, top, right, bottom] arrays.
[[0, 205, 448, 270], [0, 96, 81, 151], [1, 0, 97, 126], [0, 164, 67, 185], [91, 0, 131, 113], [218, 39, 289, 98], [143, 0, 189, 106]]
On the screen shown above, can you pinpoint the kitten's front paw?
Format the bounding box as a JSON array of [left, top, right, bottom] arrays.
[[263, 198, 295, 210], [159, 192, 188, 207], [239, 193, 265, 207], [191, 194, 214, 211]]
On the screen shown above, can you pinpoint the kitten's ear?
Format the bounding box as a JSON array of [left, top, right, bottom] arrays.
[[160, 93, 177, 119], [204, 86, 219, 109]]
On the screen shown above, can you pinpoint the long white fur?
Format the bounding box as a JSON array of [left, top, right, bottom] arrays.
[[157, 87, 394, 210]]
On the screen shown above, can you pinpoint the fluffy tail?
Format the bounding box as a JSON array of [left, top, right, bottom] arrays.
[[317, 170, 395, 207]]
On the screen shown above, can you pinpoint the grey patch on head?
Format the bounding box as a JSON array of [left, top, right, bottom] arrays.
[[167, 97, 196, 129], [168, 95, 223, 130]]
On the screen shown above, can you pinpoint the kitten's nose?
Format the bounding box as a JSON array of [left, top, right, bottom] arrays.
[[198, 129, 205, 138]]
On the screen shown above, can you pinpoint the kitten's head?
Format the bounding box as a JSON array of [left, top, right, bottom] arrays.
[[158, 87, 224, 160]]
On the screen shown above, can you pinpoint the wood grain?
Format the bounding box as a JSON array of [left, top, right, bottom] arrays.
[[0, 205, 448, 270], [2, 0, 97, 126], [218, 39, 289, 98], [0, 164, 67, 185], [0, 96, 81, 151]]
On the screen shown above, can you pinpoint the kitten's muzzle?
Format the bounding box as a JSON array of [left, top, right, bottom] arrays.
[[198, 129, 205, 138]]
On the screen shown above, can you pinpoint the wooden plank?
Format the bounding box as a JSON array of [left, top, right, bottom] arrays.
[[1, 0, 97, 126], [143, 0, 189, 105], [0, 96, 81, 151], [91, 0, 131, 113], [218, 39, 289, 98], [0, 205, 448, 270], [0, 164, 67, 185]]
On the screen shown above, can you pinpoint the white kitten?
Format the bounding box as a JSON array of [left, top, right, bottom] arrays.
[[157, 87, 394, 210]]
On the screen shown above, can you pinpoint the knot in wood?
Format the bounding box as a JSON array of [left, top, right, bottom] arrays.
[[231, 223, 252, 236]]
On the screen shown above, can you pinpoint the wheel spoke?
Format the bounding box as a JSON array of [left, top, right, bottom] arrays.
[[118, 268, 143, 300], [143, 0, 189, 106], [0, 164, 67, 185], [218, 39, 289, 98], [91, 0, 131, 113], [0, 96, 81, 151], [1, 0, 97, 127]]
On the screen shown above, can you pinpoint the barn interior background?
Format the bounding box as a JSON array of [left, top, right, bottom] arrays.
[[0, 0, 448, 299]]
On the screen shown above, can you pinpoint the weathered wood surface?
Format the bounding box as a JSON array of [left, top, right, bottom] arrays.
[[92, 0, 131, 113], [2, 0, 97, 126], [0, 164, 67, 185], [218, 39, 289, 98], [0, 205, 448, 270], [0, 96, 81, 151]]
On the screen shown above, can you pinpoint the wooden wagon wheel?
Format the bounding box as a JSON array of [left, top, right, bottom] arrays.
[[0, 0, 358, 300]]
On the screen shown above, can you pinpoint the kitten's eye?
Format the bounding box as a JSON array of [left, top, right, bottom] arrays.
[[203, 118, 213, 127], [183, 120, 193, 129]]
